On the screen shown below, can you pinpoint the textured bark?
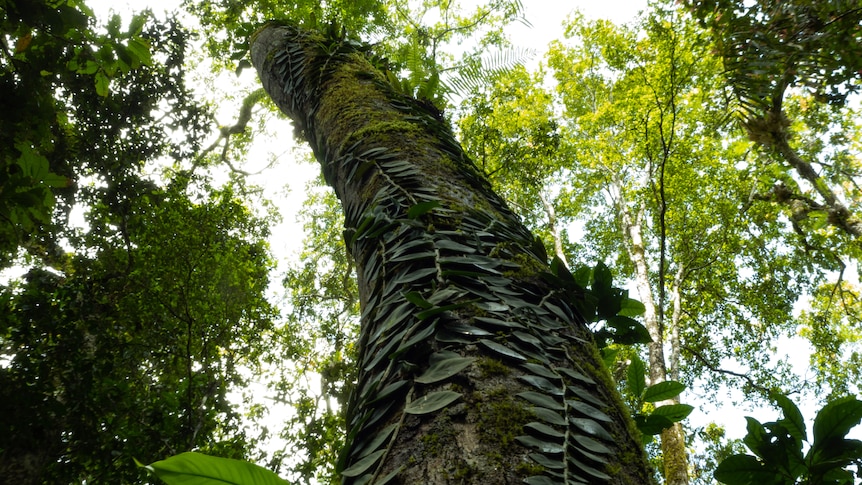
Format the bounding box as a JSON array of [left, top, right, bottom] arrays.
[[252, 23, 653, 485]]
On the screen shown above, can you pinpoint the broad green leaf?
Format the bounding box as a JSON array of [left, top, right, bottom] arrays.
[[523, 421, 565, 439], [626, 354, 646, 398], [592, 262, 613, 290], [618, 297, 646, 317], [527, 453, 564, 471], [812, 396, 862, 445], [651, 403, 694, 422], [95, 71, 110, 97], [774, 393, 807, 442], [404, 291, 433, 309], [642, 380, 685, 402], [126, 38, 153, 67], [606, 316, 652, 345], [743, 417, 769, 459], [415, 356, 474, 384], [404, 390, 462, 414], [714, 454, 784, 485], [140, 452, 287, 485], [519, 375, 564, 395], [634, 414, 674, 435], [531, 407, 566, 426]]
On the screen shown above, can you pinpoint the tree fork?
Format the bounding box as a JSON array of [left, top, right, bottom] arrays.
[[251, 23, 652, 484]]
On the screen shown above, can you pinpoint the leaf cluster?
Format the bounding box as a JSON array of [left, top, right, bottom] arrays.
[[715, 395, 862, 485]]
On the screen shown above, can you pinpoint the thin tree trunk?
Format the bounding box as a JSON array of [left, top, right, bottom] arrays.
[[539, 190, 568, 267], [669, 265, 685, 382], [617, 184, 689, 485], [252, 23, 653, 485]]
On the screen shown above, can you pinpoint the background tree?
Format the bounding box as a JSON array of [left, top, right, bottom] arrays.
[[0, 3, 279, 482]]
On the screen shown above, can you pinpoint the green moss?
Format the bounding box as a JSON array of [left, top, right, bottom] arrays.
[[476, 357, 510, 378], [452, 464, 476, 479], [420, 416, 456, 457], [515, 461, 545, 476], [473, 387, 534, 450], [503, 252, 546, 280]]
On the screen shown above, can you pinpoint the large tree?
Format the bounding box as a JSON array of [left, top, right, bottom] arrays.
[[251, 22, 653, 484]]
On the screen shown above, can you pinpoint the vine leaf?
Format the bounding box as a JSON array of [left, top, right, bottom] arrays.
[[407, 200, 440, 219], [404, 390, 462, 414], [340, 449, 386, 478], [415, 356, 475, 384], [479, 339, 527, 361]]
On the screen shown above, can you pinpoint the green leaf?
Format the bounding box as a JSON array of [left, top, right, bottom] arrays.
[[606, 316, 652, 344], [531, 407, 567, 426], [404, 291, 433, 309], [618, 297, 646, 317], [523, 421, 565, 439], [514, 434, 564, 454], [404, 390, 462, 414], [341, 449, 386, 477], [140, 452, 287, 484], [517, 391, 564, 411], [634, 414, 674, 435], [479, 339, 527, 361], [527, 453, 564, 471], [642, 380, 686, 403], [626, 355, 646, 399], [592, 262, 613, 289], [126, 38, 152, 67], [714, 454, 784, 485], [415, 356, 474, 384], [812, 396, 862, 445], [742, 416, 772, 461], [774, 393, 807, 442], [652, 403, 694, 423], [519, 375, 564, 396], [407, 200, 440, 219], [95, 71, 110, 97]]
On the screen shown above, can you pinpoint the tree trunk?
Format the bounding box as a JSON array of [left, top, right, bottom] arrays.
[[251, 23, 653, 485], [617, 188, 689, 485]]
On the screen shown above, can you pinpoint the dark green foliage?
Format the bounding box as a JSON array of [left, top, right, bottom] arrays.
[[714, 394, 862, 484], [0, 4, 276, 483], [0, 183, 276, 483]]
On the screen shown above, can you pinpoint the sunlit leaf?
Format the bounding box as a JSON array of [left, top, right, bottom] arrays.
[[139, 452, 287, 484], [642, 380, 685, 403]]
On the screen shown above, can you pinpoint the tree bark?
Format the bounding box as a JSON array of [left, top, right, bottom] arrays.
[[251, 23, 653, 485]]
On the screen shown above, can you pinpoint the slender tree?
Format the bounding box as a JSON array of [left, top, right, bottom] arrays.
[[251, 22, 653, 484]]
